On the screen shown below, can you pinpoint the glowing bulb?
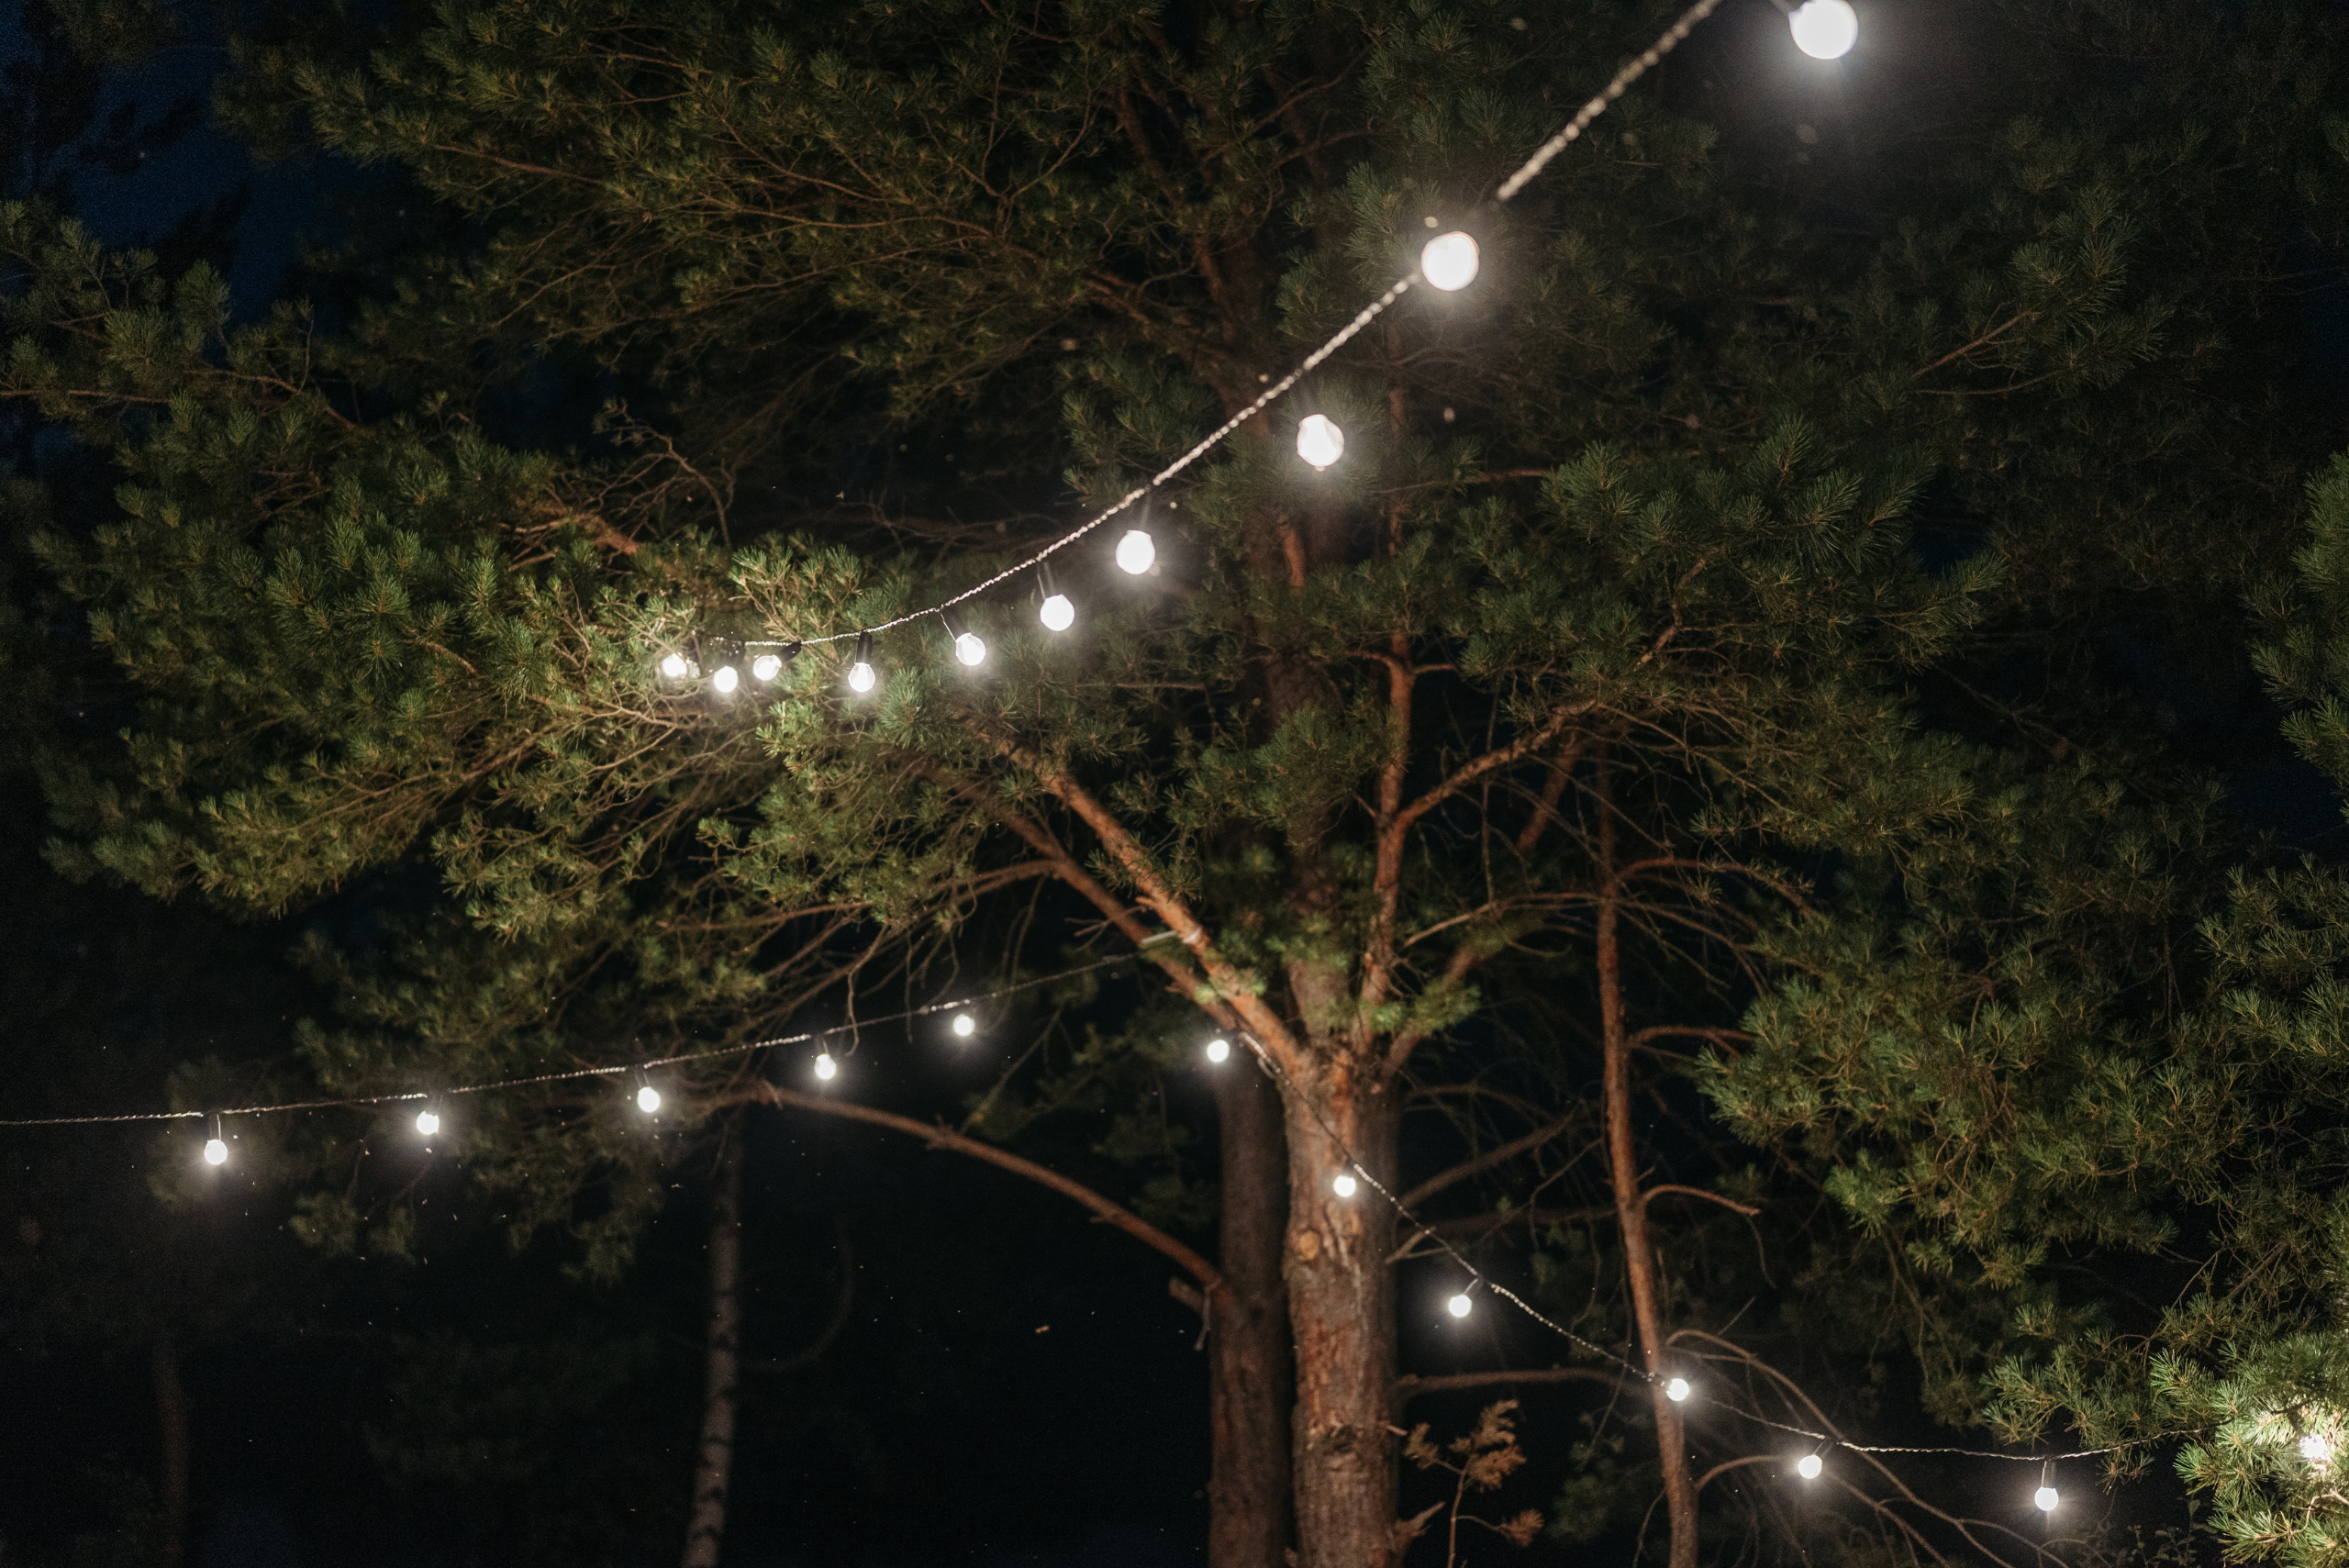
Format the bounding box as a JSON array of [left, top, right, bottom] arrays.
[[848, 661, 875, 693], [752, 654, 782, 681], [660, 652, 690, 679], [1040, 594, 1074, 631], [1204, 1038, 1230, 1063], [416, 1109, 440, 1136], [1788, 0, 1857, 59], [203, 1138, 228, 1166], [1446, 1292, 1474, 1319], [636, 1084, 661, 1114], [954, 632, 986, 667], [1332, 1173, 1358, 1198], [1420, 231, 1480, 291], [2303, 1433, 2335, 1464], [952, 1013, 976, 1039], [2033, 1486, 2059, 1513], [814, 1051, 838, 1081], [1665, 1377, 1690, 1403], [1116, 529, 1156, 574], [1797, 1454, 1823, 1481], [1297, 414, 1345, 472], [712, 664, 740, 694]]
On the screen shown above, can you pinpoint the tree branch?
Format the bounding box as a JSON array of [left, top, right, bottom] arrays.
[[1398, 1116, 1578, 1209]]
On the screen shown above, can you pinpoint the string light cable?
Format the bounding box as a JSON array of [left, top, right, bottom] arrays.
[[0, 952, 1146, 1129], [1226, 1029, 2182, 1469], [654, 0, 1735, 669]]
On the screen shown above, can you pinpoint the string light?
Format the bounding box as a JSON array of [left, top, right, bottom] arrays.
[[752, 654, 781, 681], [2034, 1462, 2059, 1513], [1798, 1452, 1824, 1481], [1788, 0, 1857, 58], [660, 652, 690, 679], [202, 1115, 227, 1166], [1332, 1173, 1358, 1198], [415, 1099, 440, 1137], [814, 1051, 839, 1081], [941, 608, 986, 668], [712, 663, 740, 694], [1116, 528, 1156, 574], [2302, 1433, 2335, 1464], [1666, 1377, 1691, 1403], [635, 1072, 662, 1115], [1204, 1037, 1231, 1063], [847, 633, 877, 694], [952, 1012, 976, 1039], [1420, 231, 1480, 291], [1297, 414, 1345, 472], [1446, 1290, 1475, 1319]]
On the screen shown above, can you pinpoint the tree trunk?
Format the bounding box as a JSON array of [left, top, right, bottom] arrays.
[[1598, 784, 1698, 1568], [681, 1129, 744, 1568], [1209, 1056, 1295, 1568], [1282, 1056, 1400, 1568], [151, 1337, 190, 1568]]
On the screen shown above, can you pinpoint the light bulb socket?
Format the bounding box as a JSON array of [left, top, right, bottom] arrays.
[[855, 632, 873, 665], [1037, 562, 1060, 597], [941, 607, 971, 641]]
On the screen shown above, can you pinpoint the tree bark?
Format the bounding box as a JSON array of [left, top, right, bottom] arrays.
[[1209, 1057, 1295, 1568], [681, 1128, 744, 1568], [151, 1337, 190, 1568], [1282, 1053, 1400, 1568], [1598, 779, 1699, 1568]]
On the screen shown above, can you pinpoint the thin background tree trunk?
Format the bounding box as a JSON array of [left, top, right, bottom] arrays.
[[1598, 773, 1699, 1568], [151, 1336, 190, 1568], [1209, 1059, 1294, 1568], [681, 1127, 744, 1568]]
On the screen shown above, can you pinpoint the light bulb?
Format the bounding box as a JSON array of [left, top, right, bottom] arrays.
[[1116, 529, 1156, 574], [1788, 0, 1857, 59], [1420, 231, 1480, 291], [416, 1109, 440, 1136], [660, 652, 690, 679], [952, 1013, 976, 1039], [814, 1051, 838, 1081], [636, 1084, 661, 1114], [2033, 1486, 2059, 1513], [1446, 1292, 1474, 1319], [203, 1138, 228, 1166], [1297, 414, 1345, 472], [1798, 1454, 1823, 1480], [2303, 1433, 2335, 1464], [751, 654, 782, 681], [1332, 1173, 1358, 1199], [1204, 1038, 1230, 1063], [712, 664, 740, 694], [1040, 593, 1074, 631], [848, 661, 875, 693], [1665, 1377, 1690, 1403], [954, 632, 986, 667]]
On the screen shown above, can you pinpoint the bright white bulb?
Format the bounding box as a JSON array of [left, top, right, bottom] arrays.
[[1204, 1038, 1230, 1063], [848, 661, 876, 694], [953, 632, 987, 667], [712, 665, 740, 694], [636, 1085, 661, 1114], [203, 1138, 228, 1166], [1788, 0, 1857, 59], [952, 1013, 976, 1039], [751, 654, 782, 682], [1420, 231, 1480, 291], [2033, 1486, 2059, 1513], [416, 1110, 440, 1137], [1040, 594, 1074, 631], [660, 652, 690, 679], [1297, 414, 1345, 472], [1665, 1377, 1690, 1403], [1116, 529, 1156, 574], [2302, 1434, 2335, 1464], [1446, 1292, 1474, 1319], [1332, 1173, 1358, 1199], [814, 1052, 838, 1081], [1798, 1454, 1823, 1481]]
